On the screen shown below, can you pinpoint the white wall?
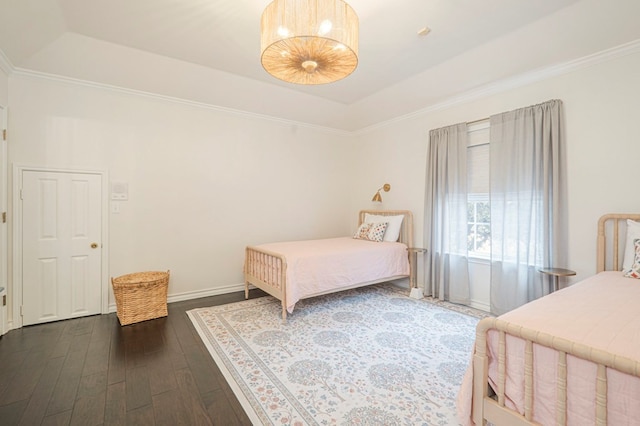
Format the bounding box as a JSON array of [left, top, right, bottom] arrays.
[[0, 68, 7, 105], [6, 43, 640, 321], [8, 74, 355, 311], [352, 49, 640, 293]]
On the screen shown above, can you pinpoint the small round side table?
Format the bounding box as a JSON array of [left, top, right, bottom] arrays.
[[538, 267, 576, 292]]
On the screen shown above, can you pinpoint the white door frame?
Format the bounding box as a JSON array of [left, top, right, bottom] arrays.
[[0, 106, 7, 335], [12, 165, 110, 329]]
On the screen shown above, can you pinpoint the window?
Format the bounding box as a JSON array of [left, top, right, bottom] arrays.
[[468, 194, 490, 257], [467, 122, 490, 258]]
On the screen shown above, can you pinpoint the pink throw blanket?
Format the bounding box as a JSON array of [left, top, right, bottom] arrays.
[[256, 237, 410, 313]]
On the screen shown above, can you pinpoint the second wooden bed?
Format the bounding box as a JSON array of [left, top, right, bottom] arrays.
[[460, 213, 640, 426], [244, 210, 413, 322]]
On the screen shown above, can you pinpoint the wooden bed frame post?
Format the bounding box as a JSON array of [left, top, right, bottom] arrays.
[[597, 213, 640, 272], [243, 246, 289, 322], [472, 318, 491, 426]]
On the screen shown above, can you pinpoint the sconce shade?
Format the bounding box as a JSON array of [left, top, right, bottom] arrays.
[[372, 183, 391, 202], [260, 0, 359, 85]]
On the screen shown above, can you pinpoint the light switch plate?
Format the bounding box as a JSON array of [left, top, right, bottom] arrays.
[[111, 181, 129, 200]]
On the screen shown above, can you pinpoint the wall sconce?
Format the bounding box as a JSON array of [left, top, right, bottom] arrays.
[[372, 183, 391, 202]]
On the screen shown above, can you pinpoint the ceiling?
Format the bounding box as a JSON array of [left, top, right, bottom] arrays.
[[1, 0, 639, 131]]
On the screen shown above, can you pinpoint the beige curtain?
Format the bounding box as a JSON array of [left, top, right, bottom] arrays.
[[424, 123, 471, 304], [489, 99, 567, 315]]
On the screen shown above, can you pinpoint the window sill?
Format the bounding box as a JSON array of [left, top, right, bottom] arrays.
[[468, 256, 490, 265]]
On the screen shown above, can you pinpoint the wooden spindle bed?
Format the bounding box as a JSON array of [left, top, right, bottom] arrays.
[[244, 210, 414, 322], [468, 213, 640, 426]]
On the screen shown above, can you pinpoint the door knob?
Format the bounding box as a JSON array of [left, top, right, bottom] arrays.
[[91, 243, 99, 249]]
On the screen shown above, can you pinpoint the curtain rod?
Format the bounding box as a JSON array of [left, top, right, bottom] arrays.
[[466, 117, 489, 125]]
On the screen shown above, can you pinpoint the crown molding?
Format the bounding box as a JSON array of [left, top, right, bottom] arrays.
[[10, 67, 351, 136], [0, 49, 15, 75], [356, 38, 640, 134], [5, 38, 640, 135]]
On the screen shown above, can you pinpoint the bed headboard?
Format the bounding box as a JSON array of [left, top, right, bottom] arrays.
[[597, 213, 640, 272], [358, 210, 414, 248]]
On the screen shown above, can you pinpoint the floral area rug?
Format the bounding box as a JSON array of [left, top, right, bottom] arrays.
[[187, 284, 489, 426]]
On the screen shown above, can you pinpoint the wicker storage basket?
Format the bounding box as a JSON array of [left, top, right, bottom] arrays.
[[111, 270, 170, 326]]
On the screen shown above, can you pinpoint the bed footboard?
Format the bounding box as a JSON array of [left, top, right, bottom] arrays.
[[472, 317, 640, 426], [244, 246, 288, 321]]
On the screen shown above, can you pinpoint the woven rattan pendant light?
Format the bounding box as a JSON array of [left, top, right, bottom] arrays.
[[260, 0, 359, 85]]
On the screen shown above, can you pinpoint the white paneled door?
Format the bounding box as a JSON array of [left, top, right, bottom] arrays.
[[22, 171, 102, 326]]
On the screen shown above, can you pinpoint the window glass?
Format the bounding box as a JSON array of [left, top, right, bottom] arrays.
[[468, 122, 490, 258]]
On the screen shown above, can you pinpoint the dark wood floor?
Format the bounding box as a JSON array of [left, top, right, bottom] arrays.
[[0, 289, 268, 425]]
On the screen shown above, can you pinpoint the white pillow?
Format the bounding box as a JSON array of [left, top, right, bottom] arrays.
[[622, 219, 640, 271], [364, 213, 404, 242]]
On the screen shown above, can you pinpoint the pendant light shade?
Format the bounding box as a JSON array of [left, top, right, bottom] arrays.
[[260, 0, 359, 85]]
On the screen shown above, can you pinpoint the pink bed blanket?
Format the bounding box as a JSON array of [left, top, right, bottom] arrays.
[[457, 271, 640, 425], [255, 237, 409, 313]]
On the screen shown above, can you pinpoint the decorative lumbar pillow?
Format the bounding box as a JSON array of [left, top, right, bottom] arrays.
[[364, 213, 404, 242], [353, 222, 388, 242], [623, 238, 640, 279], [353, 222, 373, 239], [622, 220, 640, 271]]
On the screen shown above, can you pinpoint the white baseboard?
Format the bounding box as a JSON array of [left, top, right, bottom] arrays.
[[107, 282, 247, 313], [106, 279, 414, 313], [469, 299, 491, 313], [389, 277, 410, 288]]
